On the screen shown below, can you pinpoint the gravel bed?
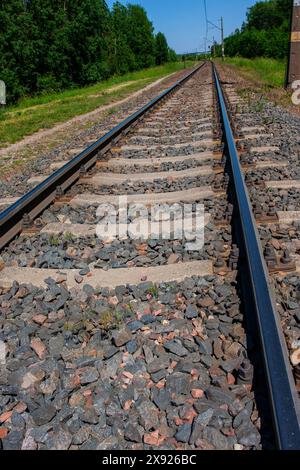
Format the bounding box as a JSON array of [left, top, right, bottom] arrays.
[[245, 102, 300, 150], [258, 222, 300, 249], [127, 133, 212, 146], [249, 187, 300, 212], [98, 158, 213, 174], [136, 123, 212, 135], [245, 167, 300, 182], [273, 274, 300, 390], [225, 77, 300, 385], [224, 82, 300, 180], [0, 274, 274, 450], [76, 176, 216, 196], [39, 198, 229, 227], [119, 144, 218, 160], [240, 152, 296, 164], [223, 76, 300, 396], [1, 223, 231, 270]]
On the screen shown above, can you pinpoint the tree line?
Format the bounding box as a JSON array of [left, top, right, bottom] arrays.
[[0, 0, 177, 103], [223, 0, 291, 59]]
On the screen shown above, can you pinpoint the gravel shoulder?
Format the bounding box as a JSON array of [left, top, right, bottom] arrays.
[[216, 62, 300, 118], [218, 65, 300, 394]]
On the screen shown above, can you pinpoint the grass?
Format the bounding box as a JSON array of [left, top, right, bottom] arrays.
[[147, 285, 159, 298], [217, 57, 287, 88], [215, 57, 299, 114], [0, 61, 197, 147], [49, 235, 60, 246]]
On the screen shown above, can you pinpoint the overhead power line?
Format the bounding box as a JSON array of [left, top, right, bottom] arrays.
[[202, 0, 224, 60], [203, 0, 208, 54]]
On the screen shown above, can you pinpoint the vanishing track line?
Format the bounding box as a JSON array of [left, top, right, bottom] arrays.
[[0, 62, 299, 450]]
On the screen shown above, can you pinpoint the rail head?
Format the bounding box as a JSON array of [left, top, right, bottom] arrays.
[[212, 62, 300, 450]]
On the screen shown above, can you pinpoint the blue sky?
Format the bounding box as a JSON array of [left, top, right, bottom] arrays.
[[106, 0, 258, 53]]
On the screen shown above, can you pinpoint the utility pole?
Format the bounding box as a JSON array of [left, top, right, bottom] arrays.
[[206, 16, 225, 60], [221, 17, 225, 61], [286, 0, 300, 87], [0, 81, 6, 107]]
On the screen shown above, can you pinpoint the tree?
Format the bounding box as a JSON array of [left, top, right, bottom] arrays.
[[126, 4, 155, 69], [111, 2, 136, 74], [155, 32, 169, 65], [168, 48, 178, 62], [63, 0, 114, 84], [26, 0, 71, 91], [0, 0, 173, 104], [0, 0, 41, 101], [246, 1, 283, 30], [224, 0, 291, 59]]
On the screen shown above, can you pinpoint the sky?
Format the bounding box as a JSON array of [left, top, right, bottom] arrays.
[[106, 0, 259, 53]]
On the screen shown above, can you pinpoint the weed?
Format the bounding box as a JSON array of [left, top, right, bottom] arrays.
[[122, 303, 135, 318], [219, 57, 286, 89], [114, 309, 123, 323], [253, 100, 264, 113], [165, 282, 176, 290], [147, 285, 159, 298], [98, 310, 117, 331], [63, 319, 91, 333], [64, 231, 74, 242], [49, 235, 60, 246]]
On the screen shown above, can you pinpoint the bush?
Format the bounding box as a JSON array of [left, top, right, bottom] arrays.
[[0, 1, 175, 104], [36, 74, 61, 94], [223, 0, 290, 60]]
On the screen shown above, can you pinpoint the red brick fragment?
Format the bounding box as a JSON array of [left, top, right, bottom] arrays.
[[0, 411, 12, 423], [191, 389, 204, 399], [32, 314, 47, 325], [123, 400, 133, 411], [122, 371, 134, 380], [227, 373, 235, 385], [30, 338, 46, 359], [182, 407, 197, 423], [156, 380, 165, 389], [13, 402, 27, 413], [174, 417, 184, 426], [0, 428, 8, 439], [144, 430, 165, 447]]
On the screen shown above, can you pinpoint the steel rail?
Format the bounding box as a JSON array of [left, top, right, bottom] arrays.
[[0, 62, 205, 250], [212, 63, 300, 449]]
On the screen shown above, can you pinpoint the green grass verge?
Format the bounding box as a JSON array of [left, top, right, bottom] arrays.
[[217, 57, 287, 88], [0, 61, 197, 147]]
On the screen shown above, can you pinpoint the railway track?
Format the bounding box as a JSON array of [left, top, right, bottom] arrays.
[[0, 61, 299, 450]]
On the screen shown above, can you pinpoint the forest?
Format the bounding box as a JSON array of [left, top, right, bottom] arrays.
[[1, 0, 293, 104], [0, 1, 177, 103], [224, 0, 291, 59]]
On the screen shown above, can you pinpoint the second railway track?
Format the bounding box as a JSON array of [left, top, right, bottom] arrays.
[[0, 61, 299, 450]]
